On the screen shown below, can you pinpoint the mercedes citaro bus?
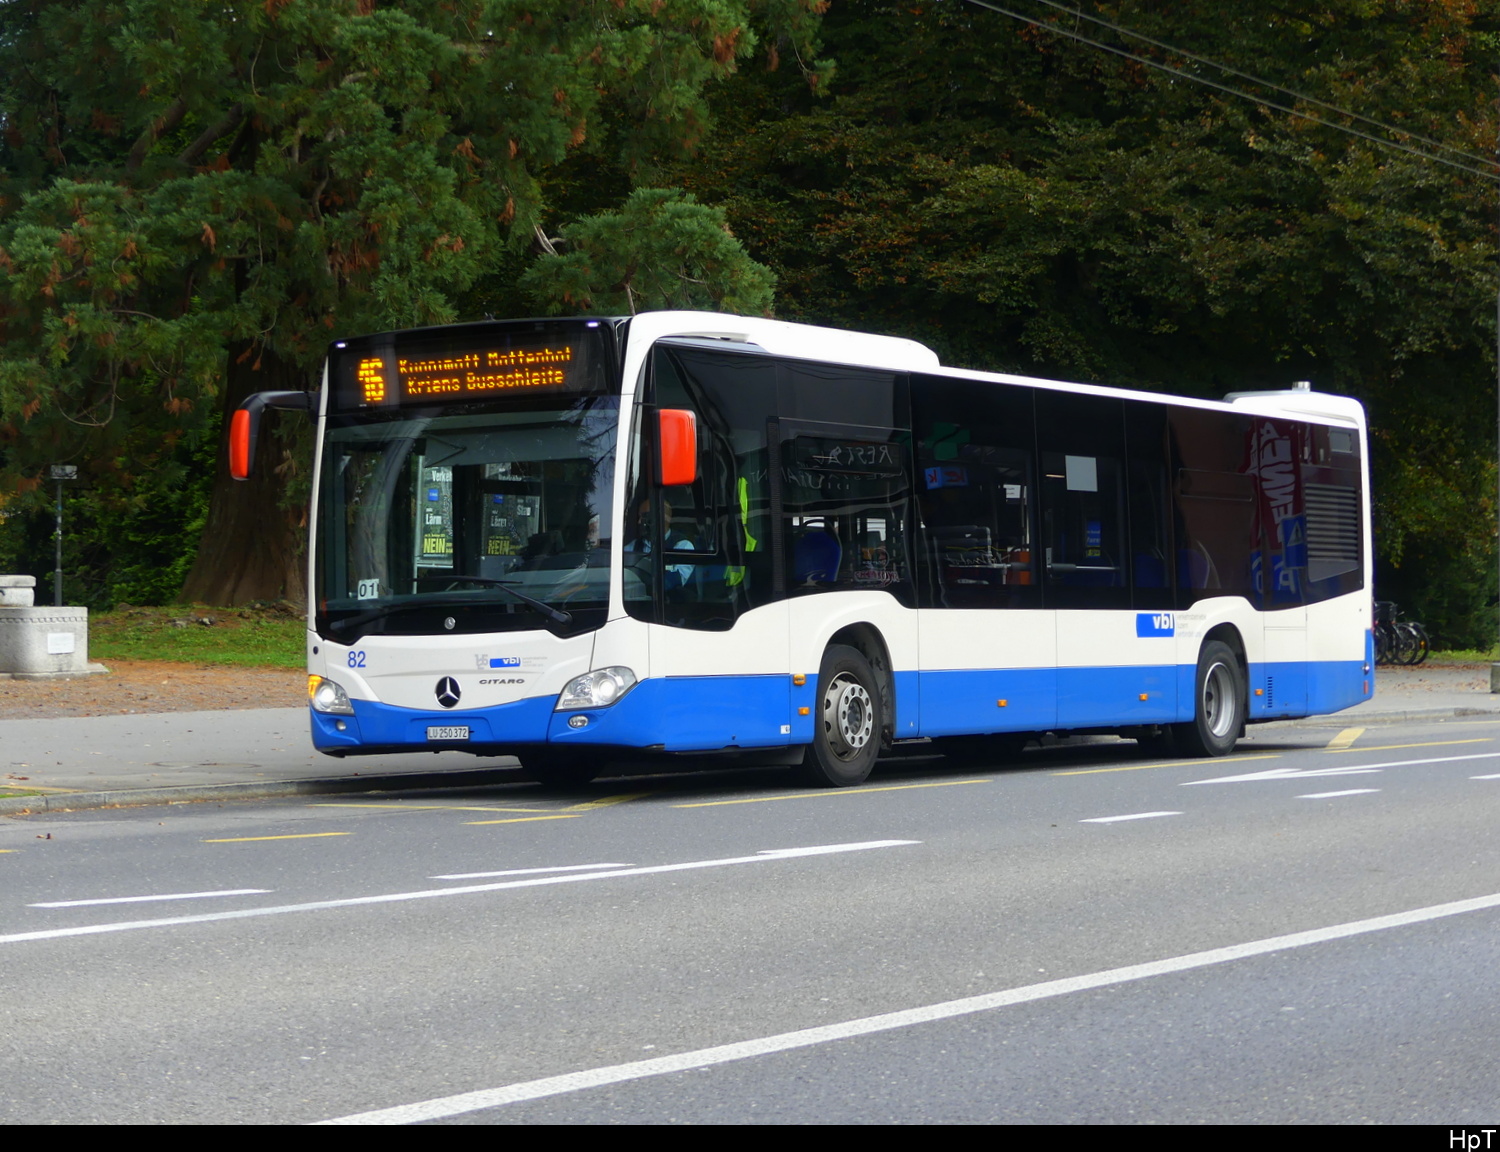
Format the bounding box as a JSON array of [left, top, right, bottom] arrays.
[[230, 312, 1371, 786]]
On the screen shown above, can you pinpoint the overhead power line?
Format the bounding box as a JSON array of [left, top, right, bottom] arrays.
[[1018, 0, 1496, 170], [964, 0, 1500, 184]]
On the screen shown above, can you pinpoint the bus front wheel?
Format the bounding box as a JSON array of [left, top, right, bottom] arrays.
[[1173, 640, 1245, 757], [797, 645, 882, 787]]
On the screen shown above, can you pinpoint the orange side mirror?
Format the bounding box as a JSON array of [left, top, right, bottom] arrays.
[[226, 391, 313, 480], [229, 408, 254, 480], [658, 409, 698, 487]]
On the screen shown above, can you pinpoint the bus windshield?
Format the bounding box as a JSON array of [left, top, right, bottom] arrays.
[[316, 396, 620, 640]]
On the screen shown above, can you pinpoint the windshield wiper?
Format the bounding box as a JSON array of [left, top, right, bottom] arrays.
[[326, 576, 571, 637], [439, 574, 572, 625]]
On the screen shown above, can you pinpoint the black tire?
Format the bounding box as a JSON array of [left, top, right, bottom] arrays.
[[1408, 622, 1430, 665], [1171, 640, 1245, 757], [520, 748, 600, 788], [795, 645, 883, 787]]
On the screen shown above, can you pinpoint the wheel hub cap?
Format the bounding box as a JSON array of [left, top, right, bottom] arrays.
[[1202, 661, 1235, 738], [823, 673, 874, 758]]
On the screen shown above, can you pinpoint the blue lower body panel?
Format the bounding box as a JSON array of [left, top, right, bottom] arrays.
[[1246, 659, 1370, 719], [313, 656, 1373, 756], [313, 675, 796, 756], [548, 675, 794, 752], [1058, 664, 1178, 726], [312, 693, 556, 753], [917, 667, 1058, 736]]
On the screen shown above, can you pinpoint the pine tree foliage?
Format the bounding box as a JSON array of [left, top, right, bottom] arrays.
[[670, 0, 1500, 644], [0, 0, 815, 602]]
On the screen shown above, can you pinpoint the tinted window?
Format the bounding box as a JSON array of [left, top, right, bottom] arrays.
[[1124, 402, 1175, 610], [1038, 390, 1129, 610], [624, 345, 781, 629], [912, 374, 1040, 609]]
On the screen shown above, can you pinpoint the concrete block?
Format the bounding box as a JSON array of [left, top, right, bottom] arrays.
[[0, 575, 35, 608], [0, 606, 107, 678]]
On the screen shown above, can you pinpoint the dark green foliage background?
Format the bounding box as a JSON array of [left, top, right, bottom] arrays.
[[3, 0, 1498, 647], [0, 427, 213, 609]]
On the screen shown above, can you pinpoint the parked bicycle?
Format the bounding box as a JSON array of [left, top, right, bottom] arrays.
[[1374, 601, 1430, 666]]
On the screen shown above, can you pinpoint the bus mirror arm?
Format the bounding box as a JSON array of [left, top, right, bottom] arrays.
[[229, 391, 314, 481]]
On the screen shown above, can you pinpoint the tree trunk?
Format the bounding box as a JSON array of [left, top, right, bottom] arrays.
[[178, 345, 313, 606]]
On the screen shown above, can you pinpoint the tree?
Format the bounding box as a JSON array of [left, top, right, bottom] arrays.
[[521, 187, 775, 314], [669, 0, 1500, 644], [0, 0, 821, 604]]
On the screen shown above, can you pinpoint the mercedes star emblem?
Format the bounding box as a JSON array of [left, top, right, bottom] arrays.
[[435, 677, 461, 708]]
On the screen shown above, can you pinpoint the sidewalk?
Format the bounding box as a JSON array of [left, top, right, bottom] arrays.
[[1, 663, 1495, 815]]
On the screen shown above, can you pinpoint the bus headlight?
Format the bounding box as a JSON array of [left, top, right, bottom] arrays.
[[556, 667, 637, 711], [309, 675, 355, 714]]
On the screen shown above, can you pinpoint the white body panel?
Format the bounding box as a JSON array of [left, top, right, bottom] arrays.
[[311, 629, 593, 711]]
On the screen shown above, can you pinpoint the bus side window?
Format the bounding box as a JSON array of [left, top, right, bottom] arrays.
[[627, 343, 781, 628], [779, 425, 914, 603], [1036, 392, 1129, 610], [911, 374, 1039, 610], [1168, 408, 1261, 608], [1125, 403, 1174, 611]]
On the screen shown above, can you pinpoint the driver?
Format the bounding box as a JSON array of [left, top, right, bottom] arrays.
[[628, 498, 695, 591]]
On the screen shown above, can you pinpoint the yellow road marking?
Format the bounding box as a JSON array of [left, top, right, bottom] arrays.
[[203, 832, 353, 843], [0, 783, 78, 793], [463, 814, 587, 826], [564, 792, 652, 812], [316, 803, 553, 815], [674, 779, 989, 809], [1054, 754, 1280, 777], [1325, 727, 1364, 751], [1323, 738, 1488, 754], [0, 849, 17, 853]]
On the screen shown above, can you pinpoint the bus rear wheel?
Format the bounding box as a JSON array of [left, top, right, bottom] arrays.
[[796, 645, 882, 787], [1172, 640, 1245, 757]]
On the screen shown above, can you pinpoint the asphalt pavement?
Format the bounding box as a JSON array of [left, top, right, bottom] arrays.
[[1, 662, 1494, 814]]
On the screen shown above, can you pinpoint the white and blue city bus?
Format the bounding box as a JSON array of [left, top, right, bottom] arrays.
[[230, 312, 1372, 787]]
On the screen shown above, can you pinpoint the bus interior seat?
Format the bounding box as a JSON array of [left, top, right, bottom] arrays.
[[1178, 546, 1217, 590], [1132, 551, 1168, 589], [794, 525, 842, 585]]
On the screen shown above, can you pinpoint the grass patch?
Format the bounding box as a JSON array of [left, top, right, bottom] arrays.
[[90, 603, 304, 669], [1429, 649, 1498, 664]]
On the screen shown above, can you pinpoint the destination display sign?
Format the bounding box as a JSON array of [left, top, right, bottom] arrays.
[[330, 321, 615, 411], [355, 344, 576, 405]]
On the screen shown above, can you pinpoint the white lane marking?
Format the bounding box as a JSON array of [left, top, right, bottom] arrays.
[[318, 888, 1500, 1125], [1187, 751, 1500, 787], [1188, 766, 1379, 785], [29, 888, 271, 909], [1472, 774, 1500, 780], [432, 864, 634, 880], [1080, 811, 1181, 824], [0, 841, 918, 946], [1296, 789, 1380, 800]]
